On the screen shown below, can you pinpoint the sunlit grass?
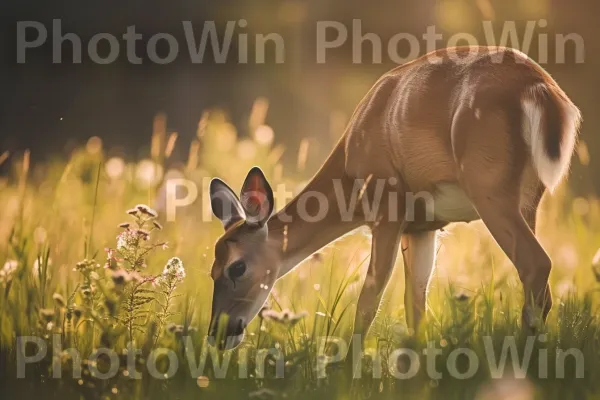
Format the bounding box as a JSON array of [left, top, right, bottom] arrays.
[[1, 106, 600, 400]]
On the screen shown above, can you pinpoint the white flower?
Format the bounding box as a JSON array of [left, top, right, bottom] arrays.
[[0, 260, 18, 285], [157, 257, 186, 286], [261, 308, 308, 326], [116, 229, 140, 252], [52, 293, 66, 308], [2, 260, 17, 272]]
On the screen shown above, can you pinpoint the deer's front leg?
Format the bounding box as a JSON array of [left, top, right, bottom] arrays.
[[354, 221, 404, 338]]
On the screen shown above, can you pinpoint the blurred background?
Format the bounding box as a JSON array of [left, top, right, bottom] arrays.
[[0, 0, 597, 194]]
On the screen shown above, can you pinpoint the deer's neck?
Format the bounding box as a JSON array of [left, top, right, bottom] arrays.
[[268, 141, 364, 278]]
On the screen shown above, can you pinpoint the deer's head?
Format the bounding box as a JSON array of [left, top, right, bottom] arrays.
[[208, 167, 278, 350]]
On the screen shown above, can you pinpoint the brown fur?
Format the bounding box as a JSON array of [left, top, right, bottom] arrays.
[[210, 47, 581, 345]]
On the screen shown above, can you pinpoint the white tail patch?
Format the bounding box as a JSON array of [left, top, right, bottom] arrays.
[[521, 86, 581, 192]]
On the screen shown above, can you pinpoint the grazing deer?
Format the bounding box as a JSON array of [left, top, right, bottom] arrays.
[[207, 46, 581, 350]]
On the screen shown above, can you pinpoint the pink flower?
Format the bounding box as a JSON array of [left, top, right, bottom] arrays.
[[104, 248, 118, 269]]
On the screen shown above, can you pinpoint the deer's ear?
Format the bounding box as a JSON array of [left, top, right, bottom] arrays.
[[240, 167, 274, 227], [210, 178, 245, 230]]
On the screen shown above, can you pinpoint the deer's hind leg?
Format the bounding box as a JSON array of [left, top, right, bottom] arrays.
[[455, 111, 553, 329], [520, 178, 545, 233]]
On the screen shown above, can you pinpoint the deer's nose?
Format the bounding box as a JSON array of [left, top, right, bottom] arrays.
[[207, 316, 247, 349]]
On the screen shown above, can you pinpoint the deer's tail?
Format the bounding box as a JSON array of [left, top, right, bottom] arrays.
[[521, 82, 581, 192]]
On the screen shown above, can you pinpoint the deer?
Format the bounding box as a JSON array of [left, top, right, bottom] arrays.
[[207, 46, 581, 350]]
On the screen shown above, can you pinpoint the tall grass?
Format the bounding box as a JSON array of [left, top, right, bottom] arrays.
[[1, 106, 600, 400]]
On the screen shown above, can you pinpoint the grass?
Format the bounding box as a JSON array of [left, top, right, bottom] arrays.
[[1, 107, 600, 400]]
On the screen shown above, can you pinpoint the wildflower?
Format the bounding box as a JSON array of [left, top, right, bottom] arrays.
[[173, 325, 185, 336], [52, 293, 66, 308], [116, 229, 140, 252], [74, 259, 98, 273], [261, 308, 307, 327], [136, 204, 158, 218], [126, 208, 139, 216], [39, 308, 55, 322], [136, 229, 150, 240], [152, 221, 163, 230], [261, 309, 279, 320], [166, 323, 177, 333], [0, 260, 18, 285], [128, 271, 144, 282], [118, 222, 130, 229], [259, 307, 270, 319], [104, 248, 118, 270], [74, 261, 85, 272], [156, 257, 186, 286]]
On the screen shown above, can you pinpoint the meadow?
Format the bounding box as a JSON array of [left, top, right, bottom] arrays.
[[1, 103, 600, 400]]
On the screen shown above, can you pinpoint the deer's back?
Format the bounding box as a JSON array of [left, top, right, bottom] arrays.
[[344, 46, 557, 190]]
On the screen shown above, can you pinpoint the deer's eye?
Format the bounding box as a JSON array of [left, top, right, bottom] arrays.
[[228, 260, 247, 281]]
